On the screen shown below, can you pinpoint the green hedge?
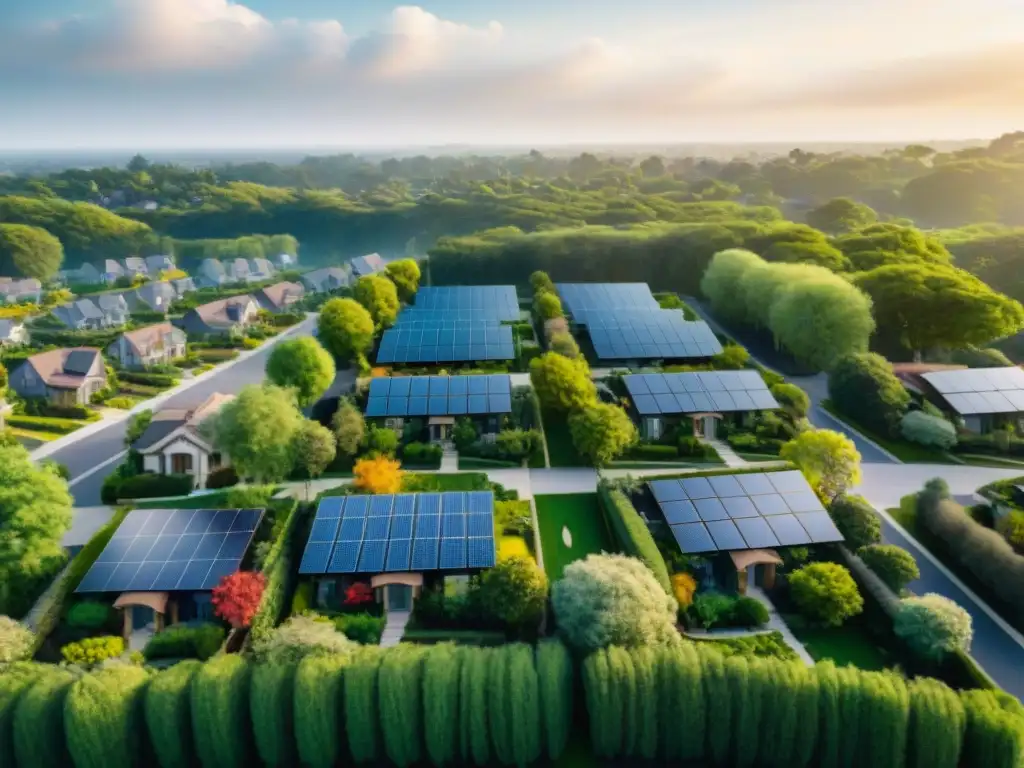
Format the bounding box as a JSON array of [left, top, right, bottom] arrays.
[[294, 654, 348, 768], [247, 499, 302, 645], [145, 660, 202, 768], [6, 415, 84, 434], [191, 655, 252, 768], [142, 623, 225, 661], [596, 481, 672, 594], [115, 473, 194, 501], [65, 665, 149, 768], [626, 443, 680, 460], [117, 370, 179, 388]]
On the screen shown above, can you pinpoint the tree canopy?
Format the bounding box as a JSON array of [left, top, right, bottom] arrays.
[[353, 275, 400, 329], [529, 353, 597, 412], [265, 337, 336, 408], [384, 258, 421, 303], [317, 298, 375, 364], [0, 223, 64, 280], [781, 429, 862, 501], [805, 197, 878, 234], [568, 403, 637, 466]]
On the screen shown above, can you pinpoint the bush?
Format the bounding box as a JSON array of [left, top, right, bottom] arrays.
[[997, 510, 1024, 552], [114, 472, 194, 500], [294, 653, 348, 768], [105, 397, 137, 410], [402, 441, 442, 467], [692, 592, 736, 629], [118, 370, 179, 388], [205, 465, 239, 489], [627, 443, 679, 460], [711, 344, 750, 370], [143, 623, 226, 661], [858, 544, 920, 592], [551, 554, 678, 653], [13, 667, 76, 767], [901, 410, 957, 449], [476, 556, 548, 633], [61, 635, 124, 666], [895, 594, 974, 661], [364, 424, 399, 457], [225, 484, 275, 508], [0, 617, 33, 662], [771, 382, 810, 418], [5, 414, 83, 434], [333, 612, 386, 644], [828, 352, 911, 436], [191, 654, 252, 768], [731, 596, 771, 627], [65, 665, 149, 768], [65, 601, 113, 631], [671, 572, 697, 608], [145, 659, 202, 768], [789, 563, 863, 627], [829, 494, 882, 550], [252, 614, 355, 663], [597, 481, 672, 593], [678, 434, 719, 458], [20, 400, 93, 420]]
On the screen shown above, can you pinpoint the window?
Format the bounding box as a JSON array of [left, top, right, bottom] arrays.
[[210, 452, 222, 468], [171, 453, 194, 474]]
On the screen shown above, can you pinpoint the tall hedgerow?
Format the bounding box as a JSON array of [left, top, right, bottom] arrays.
[[459, 647, 490, 766], [582, 649, 614, 759], [960, 690, 1024, 768], [661, 643, 706, 762], [145, 659, 201, 768], [488, 644, 514, 764], [791, 663, 820, 768], [507, 643, 542, 767], [701, 647, 732, 764], [294, 654, 348, 768], [863, 671, 909, 768], [605, 646, 635, 757], [536, 640, 573, 761], [423, 643, 461, 767], [190, 654, 252, 768], [631, 646, 658, 761], [759, 661, 799, 768], [0, 663, 44, 768], [837, 666, 863, 768], [344, 647, 383, 763], [13, 667, 75, 768], [907, 678, 964, 768], [65, 664, 149, 768], [816, 662, 842, 768], [250, 660, 298, 767], [379, 643, 426, 768]]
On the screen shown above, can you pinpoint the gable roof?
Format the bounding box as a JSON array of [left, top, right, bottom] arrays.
[[120, 322, 185, 356], [55, 299, 104, 325], [144, 254, 174, 271], [23, 347, 102, 389], [132, 281, 177, 308], [133, 392, 234, 453], [192, 295, 257, 327], [249, 258, 275, 275], [255, 281, 304, 310], [99, 259, 124, 276], [0, 278, 41, 296], [200, 259, 225, 276], [350, 252, 387, 278], [301, 266, 348, 290], [96, 293, 128, 312], [123, 257, 148, 272]]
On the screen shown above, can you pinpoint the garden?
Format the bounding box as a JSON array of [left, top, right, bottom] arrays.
[[534, 493, 615, 580]]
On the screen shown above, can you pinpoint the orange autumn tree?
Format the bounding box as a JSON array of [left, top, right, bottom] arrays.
[[353, 455, 404, 494], [212, 571, 266, 628]]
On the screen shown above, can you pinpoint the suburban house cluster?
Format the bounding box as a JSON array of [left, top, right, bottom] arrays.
[[8, 347, 108, 406], [300, 252, 387, 294], [0, 277, 42, 304], [65, 254, 177, 285], [195, 254, 292, 288]]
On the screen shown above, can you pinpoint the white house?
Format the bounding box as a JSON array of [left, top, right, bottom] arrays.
[[132, 393, 234, 488]]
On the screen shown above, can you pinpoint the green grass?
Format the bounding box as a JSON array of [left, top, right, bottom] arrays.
[[956, 453, 1024, 468], [133, 490, 235, 509], [401, 472, 491, 492], [819, 400, 957, 463], [457, 456, 520, 470], [534, 493, 614, 580], [542, 410, 588, 468], [785, 615, 892, 671], [606, 460, 723, 469]]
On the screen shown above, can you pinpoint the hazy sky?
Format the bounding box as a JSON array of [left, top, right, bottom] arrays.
[[2, 0, 1023, 149]]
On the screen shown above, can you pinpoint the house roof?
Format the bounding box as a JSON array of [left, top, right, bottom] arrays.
[[200, 259, 225, 276], [192, 295, 257, 327], [145, 255, 173, 270], [133, 392, 234, 452], [124, 257, 147, 271], [55, 299, 104, 324], [302, 266, 348, 288], [96, 293, 128, 311], [0, 319, 23, 338], [133, 281, 176, 307], [250, 258, 275, 274], [24, 347, 102, 388], [350, 252, 387, 277], [99, 259, 124, 275], [0, 278, 41, 296], [171, 277, 194, 295], [120, 322, 184, 356], [256, 281, 304, 309]]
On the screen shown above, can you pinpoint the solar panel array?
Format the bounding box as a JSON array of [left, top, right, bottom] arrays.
[[411, 286, 520, 321], [376, 324, 515, 363], [76, 508, 265, 593], [390, 313, 505, 328], [921, 367, 1024, 415], [366, 375, 513, 417], [299, 492, 496, 574], [588, 314, 723, 361], [556, 283, 660, 322], [648, 471, 842, 554], [624, 371, 779, 415]]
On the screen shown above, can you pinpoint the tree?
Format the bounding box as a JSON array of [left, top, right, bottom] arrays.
[[701, 248, 764, 323], [0, 444, 73, 608], [828, 494, 881, 550], [568, 403, 637, 466], [854, 263, 1024, 355], [770, 382, 810, 419], [530, 271, 555, 295], [476, 556, 549, 631], [781, 429, 861, 501], [0, 615, 33, 662], [806, 197, 878, 234], [353, 456, 403, 494], [858, 544, 920, 592], [127, 154, 150, 172], [364, 424, 399, 457], [266, 337, 335, 408], [534, 292, 563, 320], [212, 571, 266, 629], [828, 353, 911, 437], [318, 298, 375, 364], [710, 344, 749, 370], [529, 353, 597, 412], [788, 562, 863, 627], [548, 332, 581, 359], [353, 274, 400, 328], [384, 258, 421, 302], [639, 155, 666, 178], [0, 223, 64, 280], [331, 398, 366, 460], [203, 385, 304, 483], [292, 420, 336, 498], [900, 411, 957, 449], [895, 594, 973, 661], [551, 554, 678, 653]]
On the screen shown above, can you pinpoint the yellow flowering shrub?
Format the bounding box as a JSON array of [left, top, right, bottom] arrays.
[[61, 635, 125, 666], [671, 572, 698, 608]]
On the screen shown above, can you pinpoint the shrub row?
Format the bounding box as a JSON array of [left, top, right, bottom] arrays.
[[117, 370, 179, 388], [6, 415, 84, 434], [582, 643, 1023, 768], [19, 400, 94, 420], [247, 499, 302, 645], [596, 481, 672, 594], [143, 623, 226, 662], [401, 442, 443, 467], [113, 473, 194, 501]]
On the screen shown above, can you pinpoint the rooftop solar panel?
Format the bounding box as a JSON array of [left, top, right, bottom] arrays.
[[409, 286, 520, 322], [706, 520, 747, 550], [766, 515, 812, 546], [77, 508, 265, 593], [922, 367, 1024, 415], [734, 517, 781, 549], [556, 283, 660, 321], [376, 324, 516, 364], [661, 500, 700, 524], [587, 315, 724, 361], [671, 522, 718, 554], [623, 372, 779, 415], [795, 512, 844, 543]]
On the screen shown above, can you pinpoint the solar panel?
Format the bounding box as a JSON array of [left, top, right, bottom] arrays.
[[624, 372, 779, 415], [556, 283, 660, 321], [649, 470, 844, 555], [299, 491, 497, 575], [365, 376, 515, 418], [922, 367, 1024, 415], [585, 314, 723, 361], [407, 286, 520, 322], [77, 508, 265, 593]]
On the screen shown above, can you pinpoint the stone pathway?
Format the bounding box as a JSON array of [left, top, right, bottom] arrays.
[[440, 449, 459, 473], [380, 611, 411, 647], [704, 438, 745, 468]]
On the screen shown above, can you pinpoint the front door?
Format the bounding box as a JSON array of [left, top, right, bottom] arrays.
[[703, 416, 716, 440], [171, 453, 193, 474], [387, 585, 412, 612]]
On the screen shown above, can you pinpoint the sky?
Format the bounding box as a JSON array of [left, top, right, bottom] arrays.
[[1, 0, 1023, 150]]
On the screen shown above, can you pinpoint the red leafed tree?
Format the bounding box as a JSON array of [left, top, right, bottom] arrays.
[[344, 582, 374, 607], [212, 571, 266, 628]]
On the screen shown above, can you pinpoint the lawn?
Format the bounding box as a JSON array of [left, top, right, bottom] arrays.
[[785, 615, 892, 671], [534, 493, 614, 580], [402, 472, 491, 492], [819, 400, 957, 463], [542, 410, 588, 468], [458, 456, 520, 470], [133, 490, 241, 509]]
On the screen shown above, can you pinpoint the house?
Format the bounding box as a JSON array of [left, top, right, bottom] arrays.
[[171, 277, 195, 296], [909, 365, 1024, 435], [253, 281, 304, 313], [181, 295, 260, 336], [107, 323, 187, 369], [124, 282, 177, 313], [98, 259, 126, 284], [248, 258, 276, 281], [300, 266, 350, 294], [0, 319, 29, 346], [350, 252, 387, 278], [123, 257, 149, 277], [67, 263, 104, 285], [196, 259, 227, 288], [96, 293, 130, 326], [225, 258, 251, 283], [144, 254, 174, 274], [9, 347, 107, 406], [273, 253, 296, 269], [133, 393, 234, 488], [53, 299, 108, 330], [0, 278, 42, 304]]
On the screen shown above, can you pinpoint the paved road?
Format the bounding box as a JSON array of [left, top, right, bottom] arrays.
[[58, 315, 320, 506]]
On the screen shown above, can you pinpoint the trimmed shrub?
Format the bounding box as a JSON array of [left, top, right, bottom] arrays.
[[597, 481, 672, 593], [379, 643, 427, 768], [65, 664, 149, 768], [252, 614, 353, 663], [344, 647, 383, 763], [118, 370, 178, 387], [731, 596, 770, 628], [13, 667, 75, 768], [115, 472, 194, 500], [143, 623, 225, 661], [488, 645, 513, 764], [5, 414, 83, 434], [789, 563, 864, 627], [0, 663, 45, 767], [626, 443, 679, 460], [145, 659, 202, 768], [858, 544, 920, 592], [333, 612, 385, 644], [961, 689, 1024, 768], [61, 635, 124, 666], [402, 441, 443, 467], [0, 618, 33, 663], [190, 654, 252, 768], [507, 643, 543, 766], [829, 494, 882, 550], [895, 594, 974, 661], [828, 353, 911, 436], [247, 499, 302, 645], [536, 640, 573, 760], [423, 643, 461, 767], [205, 466, 239, 489], [460, 647, 491, 765], [294, 653, 348, 768], [250, 660, 298, 768], [771, 381, 810, 418], [907, 678, 965, 768], [900, 410, 957, 449]]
